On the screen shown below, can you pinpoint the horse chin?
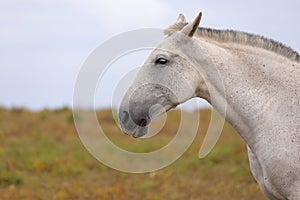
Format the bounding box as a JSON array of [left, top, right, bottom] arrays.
[[120, 123, 149, 138], [132, 126, 148, 138], [130, 104, 175, 138], [119, 103, 175, 138]]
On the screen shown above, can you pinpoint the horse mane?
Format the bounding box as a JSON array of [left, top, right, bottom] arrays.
[[164, 23, 300, 63]]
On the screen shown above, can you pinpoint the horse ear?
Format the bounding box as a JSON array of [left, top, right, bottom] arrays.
[[176, 13, 186, 24], [164, 13, 187, 36], [181, 12, 202, 37]]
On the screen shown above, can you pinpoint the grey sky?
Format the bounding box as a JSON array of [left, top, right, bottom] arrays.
[[0, 0, 299, 110]]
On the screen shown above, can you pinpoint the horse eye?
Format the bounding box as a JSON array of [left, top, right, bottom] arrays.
[[155, 58, 168, 65]]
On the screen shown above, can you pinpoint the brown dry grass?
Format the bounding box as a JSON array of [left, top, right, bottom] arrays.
[[0, 107, 267, 200]]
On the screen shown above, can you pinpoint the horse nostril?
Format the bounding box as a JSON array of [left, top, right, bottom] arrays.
[[138, 118, 148, 127], [121, 111, 129, 124]]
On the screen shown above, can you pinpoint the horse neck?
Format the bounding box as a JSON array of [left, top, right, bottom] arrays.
[[192, 38, 300, 147]]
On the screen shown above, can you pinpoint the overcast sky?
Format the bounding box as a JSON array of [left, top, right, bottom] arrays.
[[0, 0, 299, 110]]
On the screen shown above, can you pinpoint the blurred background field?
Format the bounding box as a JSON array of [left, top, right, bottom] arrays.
[[0, 107, 267, 200]]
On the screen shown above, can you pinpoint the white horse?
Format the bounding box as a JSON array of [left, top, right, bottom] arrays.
[[118, 13, 300, 199]]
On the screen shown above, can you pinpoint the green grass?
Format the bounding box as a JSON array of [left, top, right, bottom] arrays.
[[0, 108, 267, 200]]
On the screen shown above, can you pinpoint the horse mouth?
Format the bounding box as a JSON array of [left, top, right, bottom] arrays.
[[122, 125, 148, 138], [133, 126, 148, 138], [119, 103, 177, 138]]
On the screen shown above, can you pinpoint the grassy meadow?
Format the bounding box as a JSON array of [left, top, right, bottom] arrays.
[[0, 107, 267, 200]]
